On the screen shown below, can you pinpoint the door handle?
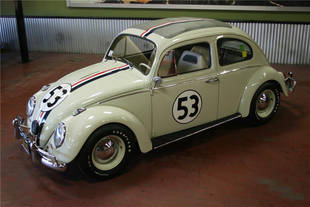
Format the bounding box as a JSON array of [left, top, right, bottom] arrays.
[[205, 77, 219, 83]]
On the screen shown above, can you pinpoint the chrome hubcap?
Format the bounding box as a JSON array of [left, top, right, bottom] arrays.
[[92, 135, 125, 171], [94, 137, 118, 164], [257, 93, 269, 110], [256, 89, 276, 118]]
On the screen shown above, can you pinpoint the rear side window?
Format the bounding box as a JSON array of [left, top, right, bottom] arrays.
[[217, 38, 253, 66]]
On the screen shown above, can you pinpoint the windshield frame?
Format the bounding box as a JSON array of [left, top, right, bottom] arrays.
[[104, 33, 157, 76]]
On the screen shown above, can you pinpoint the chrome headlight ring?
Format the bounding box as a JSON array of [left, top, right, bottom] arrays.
[[54, 122, 66, 148], [26, 96, 36, 117]]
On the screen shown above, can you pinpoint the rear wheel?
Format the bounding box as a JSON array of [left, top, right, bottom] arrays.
[[78, 124, 137, 179], [248, 82, 280, 125]]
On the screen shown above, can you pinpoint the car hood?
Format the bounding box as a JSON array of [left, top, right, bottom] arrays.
[[29, 60, 148, 146]]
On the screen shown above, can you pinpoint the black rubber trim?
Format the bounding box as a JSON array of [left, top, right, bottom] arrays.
[[151, 113, 241, 149]]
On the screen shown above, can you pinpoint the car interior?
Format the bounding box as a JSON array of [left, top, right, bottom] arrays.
[[158, 42, 211, 77]]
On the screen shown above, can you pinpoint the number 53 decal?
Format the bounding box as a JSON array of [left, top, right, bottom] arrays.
[[172, 90, 202, 124]]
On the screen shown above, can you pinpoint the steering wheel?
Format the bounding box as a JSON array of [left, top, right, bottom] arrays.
[[138, 63, 151, 75]]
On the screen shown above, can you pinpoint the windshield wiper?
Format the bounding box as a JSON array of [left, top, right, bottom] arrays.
[[118, 57, 134, 68], [109, 55, 133, 68]]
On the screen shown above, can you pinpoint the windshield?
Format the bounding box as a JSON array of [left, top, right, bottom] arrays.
[[106, 34, 156, 75]]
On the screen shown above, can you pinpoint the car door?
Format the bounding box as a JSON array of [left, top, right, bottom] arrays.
[[151, 40, 219, 138]]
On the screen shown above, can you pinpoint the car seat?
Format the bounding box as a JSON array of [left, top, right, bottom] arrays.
[[178, 50, 208, 73]]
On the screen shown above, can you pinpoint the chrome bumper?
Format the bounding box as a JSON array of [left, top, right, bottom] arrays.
[[12, 116, 67, 172], [285, 72, 296, 93]]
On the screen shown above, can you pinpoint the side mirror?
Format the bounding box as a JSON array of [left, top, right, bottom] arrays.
[[152, 76, 162, 88]]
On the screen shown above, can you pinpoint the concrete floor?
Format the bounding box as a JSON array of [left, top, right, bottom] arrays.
[[1, 52, 309, 207]]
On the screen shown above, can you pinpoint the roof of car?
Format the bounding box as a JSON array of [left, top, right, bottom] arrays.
[[132, 17, 232, 39]]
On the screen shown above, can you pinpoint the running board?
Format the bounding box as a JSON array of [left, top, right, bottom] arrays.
[[152, 113, 242, 149]]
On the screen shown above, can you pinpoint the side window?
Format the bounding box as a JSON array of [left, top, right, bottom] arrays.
[[217, 38, 253, 66], [158, 42, 211, 78]]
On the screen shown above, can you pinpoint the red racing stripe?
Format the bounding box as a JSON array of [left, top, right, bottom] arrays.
[[72, 64, 128, 88], [140, 18, 203, 38]]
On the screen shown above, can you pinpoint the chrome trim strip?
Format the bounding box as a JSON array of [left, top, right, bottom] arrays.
[[219, 64, 261, 76], [153, 114, 242, 149], [153, 83, 177, 90], [154, 74, 219, 90]]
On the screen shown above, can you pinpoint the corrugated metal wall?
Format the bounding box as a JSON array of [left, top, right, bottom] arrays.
[[1, 17, 309, 64], [230, 22, 310, 65]]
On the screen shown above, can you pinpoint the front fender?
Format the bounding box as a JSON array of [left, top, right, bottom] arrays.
[[239, 66, 288, 117], [49, 105, 152, 163]]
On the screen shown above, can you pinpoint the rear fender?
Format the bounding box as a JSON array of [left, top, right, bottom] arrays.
[[239, 66, 288, 117]]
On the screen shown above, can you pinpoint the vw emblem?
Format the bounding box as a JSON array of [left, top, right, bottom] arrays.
[[40, 84, 71, 112]]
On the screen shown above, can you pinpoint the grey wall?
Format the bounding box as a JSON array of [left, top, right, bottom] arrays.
[[1, 17, 309, 64]]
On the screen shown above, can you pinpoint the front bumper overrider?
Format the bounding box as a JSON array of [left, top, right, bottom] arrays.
[[12, 115, 67, 172]]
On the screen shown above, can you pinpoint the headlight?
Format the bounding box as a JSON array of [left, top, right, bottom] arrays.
[[54, 122, 66, 148], [26, 96, 36, 117]]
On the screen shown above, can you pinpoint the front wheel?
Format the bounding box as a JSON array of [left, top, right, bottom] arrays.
[[248, 82, 280, 125], [78, 124, 137, 179]]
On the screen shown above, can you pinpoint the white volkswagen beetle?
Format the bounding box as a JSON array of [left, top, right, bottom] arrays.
[[13, 17, 296, 178]]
